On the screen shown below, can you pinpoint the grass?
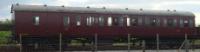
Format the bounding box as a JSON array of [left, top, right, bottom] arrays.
[[0, 31, 11, 45], [194, 40, 200, 45]]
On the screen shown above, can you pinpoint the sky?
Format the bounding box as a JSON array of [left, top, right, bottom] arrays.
[[0, 0, 200, 26]]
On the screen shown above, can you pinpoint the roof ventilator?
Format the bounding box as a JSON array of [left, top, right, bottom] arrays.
[[87, 6, 90, 8], [16, 3, 19, 6], [61, 5, 65, 7], [140, 8, 143, 11], [173, 10, 176, 12], [125, 8, 128, 10], [44, 4, 47, 7], [102, 7, 106, 9], [167, 9, 170, 12]]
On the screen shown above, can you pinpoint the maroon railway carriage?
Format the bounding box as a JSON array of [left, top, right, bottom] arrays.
[[11, 4, 199, 47]]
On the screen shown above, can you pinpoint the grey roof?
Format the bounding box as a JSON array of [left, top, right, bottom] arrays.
[[11, 4, 195, 17]]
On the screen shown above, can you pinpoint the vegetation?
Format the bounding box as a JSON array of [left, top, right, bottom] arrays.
[[194, 40, 200, 45], [0, 31, 11, 45], [0, 19, 12, 31], [0, 19, 12, 45]]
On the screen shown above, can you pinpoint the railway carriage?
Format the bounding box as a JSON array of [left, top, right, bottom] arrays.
[[11, 4, 199, 49]]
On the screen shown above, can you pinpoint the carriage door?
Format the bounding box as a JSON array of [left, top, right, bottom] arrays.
[[46, 13, 61, 34]]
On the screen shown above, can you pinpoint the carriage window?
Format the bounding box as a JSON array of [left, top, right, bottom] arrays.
[[113, 17, 118, 26], [64, 16, 70, 26], [138, 17, 142, 26], [157, 18, 160, 26], [173, 19, 177, 27], [108, 17, 112, 26], [189, 19, 193, 27], [99, 17, 104, 26], [180, 19, 184, 27], [163, 19, 167, 27], [33, 16, 39, 26], [94, 17, 99, 24], [86, 17, 91, 26], [144, 17, 150, 26], [113, 17, 123, 26], [76, 16, 81, 26], [184, 20, 189, 27], [127, 17, 130, 26], [119, 17, 124, 26], [167, 19, 173, 27], [131, 18, 138, 26], [152, 18, 160, 26], [86, 16, 94, 26], [150, 18, 157, 26]]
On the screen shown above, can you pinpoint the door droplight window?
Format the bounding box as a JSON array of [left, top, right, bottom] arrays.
[[108, 17, 112, 26], [33, 16, 39, 26], [64, 16, 70, 26]]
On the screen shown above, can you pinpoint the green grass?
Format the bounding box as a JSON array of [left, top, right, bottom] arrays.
[[194, 40, 200, 45], [0, 31, 11, 44]]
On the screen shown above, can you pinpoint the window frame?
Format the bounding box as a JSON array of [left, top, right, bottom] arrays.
[[189, 19, 194, 27], [33, 16, 40, 26], [130, 18, 138, 26], [127, 17, 130, 26], [76, 16, 81, 26], [98, 16, 104, 26], [86, 16, 95, 26], [183, 19, 189, 27], [63, 16, 70, 26], [108, 17, 112, 26], [150, 18, 157, 26], [113, 17, 124, 26], [179, 18, 184, 27], [167, 18, 174, 27]]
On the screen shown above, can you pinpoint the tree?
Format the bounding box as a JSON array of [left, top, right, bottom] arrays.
[[197, 24, 200, 27], [0, 19, 12, 31]]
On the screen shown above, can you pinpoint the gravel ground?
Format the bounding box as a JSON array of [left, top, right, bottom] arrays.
[[0, 45, 200, 52]]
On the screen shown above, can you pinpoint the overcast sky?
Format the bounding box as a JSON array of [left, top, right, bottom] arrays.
[[0, 0, 200, 26]]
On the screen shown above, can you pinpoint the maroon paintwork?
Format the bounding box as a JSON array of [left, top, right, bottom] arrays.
[[13, 11, 196, 39]]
